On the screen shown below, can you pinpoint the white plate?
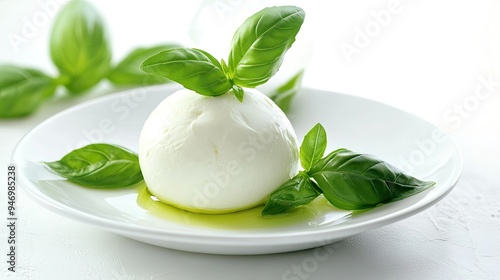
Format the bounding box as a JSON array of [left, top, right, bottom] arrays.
[[12, 84, 462, 255]]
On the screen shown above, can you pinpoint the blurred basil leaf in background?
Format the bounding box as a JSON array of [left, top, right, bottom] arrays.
[[50, 0, 112, 94], [269, 70, 304, 112], [0, 65, 57, 118], [107, 44, 180, 87], [310, 148, 435, 210]]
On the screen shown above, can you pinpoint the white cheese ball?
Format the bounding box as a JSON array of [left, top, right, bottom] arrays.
[[139, 88, 299, 213]]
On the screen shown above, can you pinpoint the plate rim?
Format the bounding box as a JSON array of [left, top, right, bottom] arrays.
[[11, 84, 463, 250]]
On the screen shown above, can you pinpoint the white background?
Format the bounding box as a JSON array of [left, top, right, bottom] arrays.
[[1, 0, 499, 279]]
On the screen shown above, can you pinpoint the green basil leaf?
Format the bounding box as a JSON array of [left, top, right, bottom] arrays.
[[107, 44, 181, 86], [310, 148, 435, 210], [232, 84, 244, 102], [0, 65, 57, 118], [269, 70, 304, 112], [300, 123, 327, 171], [50, 0, 112, 94], [140, 48, 232, 96], [228, 6, 305, 88], [262, 172, 321, 215], [44, 143, 143, 188]]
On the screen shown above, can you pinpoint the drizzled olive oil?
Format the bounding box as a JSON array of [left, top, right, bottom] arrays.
[[136, 184, 349, 230]]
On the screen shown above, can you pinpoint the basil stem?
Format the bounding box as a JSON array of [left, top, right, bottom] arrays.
[[44, 144, 143, 188]]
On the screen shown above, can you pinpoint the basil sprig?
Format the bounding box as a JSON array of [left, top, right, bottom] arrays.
[[1, 0, 180, 119], [310, 148, 434, 210], [299, 123, 327, 170], [262, 124, 435, 215], [44, 144, 143, 188], [140, 6, 305, 102]]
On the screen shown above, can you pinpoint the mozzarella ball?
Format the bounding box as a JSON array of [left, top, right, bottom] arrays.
[[139, 88, 299, 213]]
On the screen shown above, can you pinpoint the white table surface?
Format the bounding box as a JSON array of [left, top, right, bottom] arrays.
[[1, 0, 499, 279]]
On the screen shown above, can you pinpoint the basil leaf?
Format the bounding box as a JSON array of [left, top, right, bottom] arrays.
[[269, 70, 304, 112], [140, 48, 232, 96], [310, 149, 435, 210], [300, 123, 327, 171], [228, 6, 305, 88], [262, 172, 321, 215], [50, 0, 112, 94], [232, 85, 244, 102], [0, 65, 57, 118], [107, 44, 181, 86], [44, 144, 143, 188], [194, 48, 224, 70]]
